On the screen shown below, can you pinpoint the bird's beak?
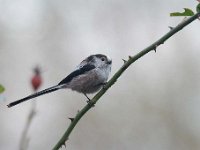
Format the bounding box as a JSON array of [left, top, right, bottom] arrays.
[[107, 56, 112, 64]]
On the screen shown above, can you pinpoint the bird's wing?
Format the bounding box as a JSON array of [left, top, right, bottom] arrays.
[[58, 64, 95, 85]]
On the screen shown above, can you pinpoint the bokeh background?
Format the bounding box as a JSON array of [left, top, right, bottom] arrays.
[[0, 0, 200, 150]]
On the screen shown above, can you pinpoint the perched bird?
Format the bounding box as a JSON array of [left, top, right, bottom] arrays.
[[7, 54, 112, 107]]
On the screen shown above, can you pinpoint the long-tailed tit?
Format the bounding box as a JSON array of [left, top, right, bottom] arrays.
[[7, 54, 112, 108]]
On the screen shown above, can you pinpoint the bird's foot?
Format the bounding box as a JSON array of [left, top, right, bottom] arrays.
[[84, 94, 95, 107], [87, 100, 95, 107], [101, 82, 107, 89]]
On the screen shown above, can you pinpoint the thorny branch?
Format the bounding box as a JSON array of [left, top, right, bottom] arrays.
[[53, 12, 200, 150]]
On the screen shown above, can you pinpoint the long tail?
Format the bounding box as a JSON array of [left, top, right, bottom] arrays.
[[7, 85, 64, 108]]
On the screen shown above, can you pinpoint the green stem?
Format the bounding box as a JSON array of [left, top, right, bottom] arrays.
[[53, 12, 200, 150]]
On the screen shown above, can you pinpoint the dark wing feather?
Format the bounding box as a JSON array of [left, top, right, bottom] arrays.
[[58, 64, 95, 85]]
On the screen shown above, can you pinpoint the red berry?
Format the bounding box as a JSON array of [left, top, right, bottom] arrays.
[[31, 75, 42, 91]]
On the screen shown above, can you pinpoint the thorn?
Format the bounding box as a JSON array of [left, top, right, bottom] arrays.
[[122, 59, 127, 63], [62, 143, 65, 148], [64, 142, 66, 148], [68, 117, 74, 122], [128, 56, 132, 59], [153, 48, 156, 53], [61, 142, 66, 149], [62, 139, 68, 148], [153, 45, 158, 53], [168, 26, 174, 30]]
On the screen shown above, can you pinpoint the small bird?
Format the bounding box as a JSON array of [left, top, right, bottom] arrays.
[[7, 54, 112, 108]]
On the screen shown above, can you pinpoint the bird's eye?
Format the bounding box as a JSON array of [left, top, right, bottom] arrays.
[[101, 57, 105, 61]]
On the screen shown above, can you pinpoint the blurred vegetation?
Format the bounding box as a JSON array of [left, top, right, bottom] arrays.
[[170, 2, 200, 17], [0, 84, 5, 94]]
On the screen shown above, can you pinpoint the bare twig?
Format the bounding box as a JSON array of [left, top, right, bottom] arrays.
[[19, 101, 36, 150]]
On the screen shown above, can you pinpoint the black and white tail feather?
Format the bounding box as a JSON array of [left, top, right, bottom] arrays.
[[7, 84, 64, 108]]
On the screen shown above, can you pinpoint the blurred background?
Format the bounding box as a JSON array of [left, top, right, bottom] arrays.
[[0, 0, 200, 150]]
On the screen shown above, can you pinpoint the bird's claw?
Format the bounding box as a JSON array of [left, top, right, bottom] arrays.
[[84, 94, 95, 107], [87, 100, 95, 107], [101, 82, 107, 89]]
